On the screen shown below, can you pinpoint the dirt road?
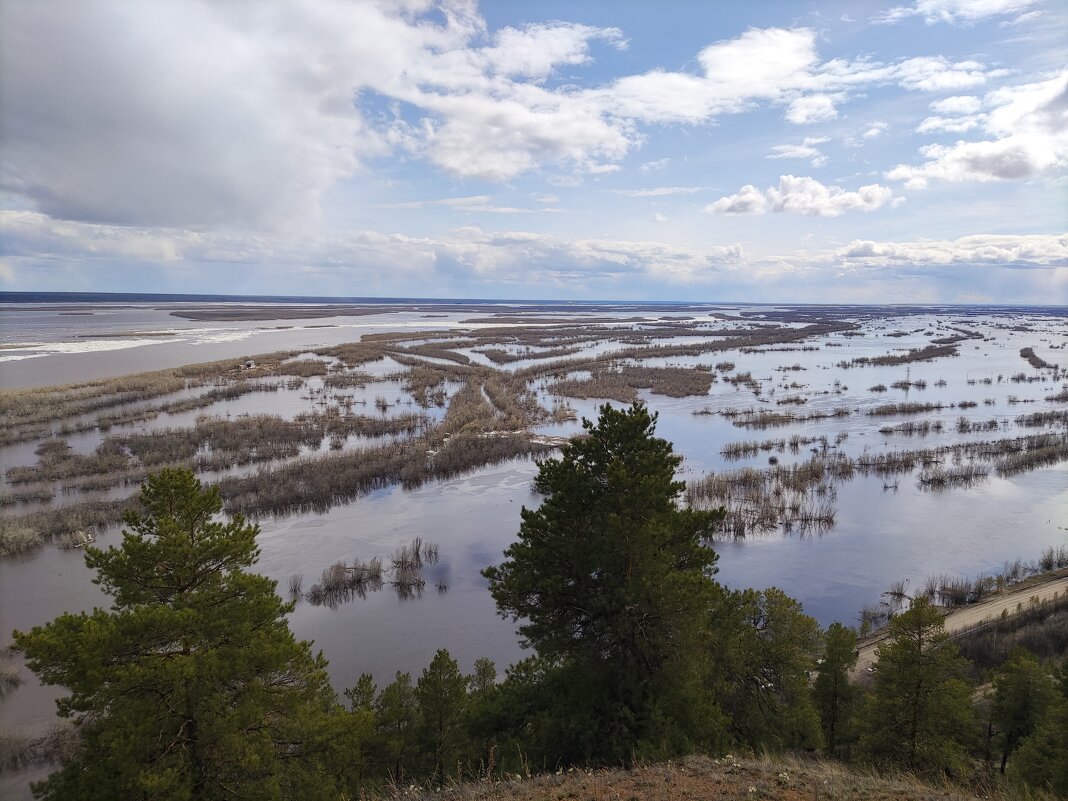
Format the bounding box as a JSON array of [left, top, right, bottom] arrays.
[[850, 574, 1068, 679]]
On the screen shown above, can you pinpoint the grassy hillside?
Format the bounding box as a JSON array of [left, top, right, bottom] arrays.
[[378, 754, 1032, 801]]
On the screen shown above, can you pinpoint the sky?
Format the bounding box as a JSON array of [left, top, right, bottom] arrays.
[[1, 0, 1066, 303]]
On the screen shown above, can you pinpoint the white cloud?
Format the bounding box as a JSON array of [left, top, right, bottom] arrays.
[[640, 158, 672, 173], [653, 212, 668, 223], [930, 95, 982, 114], [479, 22, 626, 79], [888, 71, 1068, 187], [383, 195, 559, 213], [916, 114, 984, 133], [767, 142, 829, 167], [785, 94, 840, 124], [892, 57, 990, 92], [836, 234, 1068, 267], [705, 185, 768, 215], [0, 1, 1022, 231], [4, 210, 1063, 301], [0, 210, 745, 286], [0, 1, 393, 228], [707, 176, 902, 217], [875, 0, 1040, 25], [616, 186, 708, 197], [863, 121, 890, 139]]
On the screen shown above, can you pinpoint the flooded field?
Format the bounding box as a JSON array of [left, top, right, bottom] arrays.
[[1, 299, 1067, 795]]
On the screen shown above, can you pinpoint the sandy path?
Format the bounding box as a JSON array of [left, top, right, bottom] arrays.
[[850, 575, 1068, 679]]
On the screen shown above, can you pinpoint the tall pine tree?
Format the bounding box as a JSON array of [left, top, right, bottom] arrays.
[[858, 598, 974, 776], [483, 402, 726, 763], [14, 468, 348, 800]]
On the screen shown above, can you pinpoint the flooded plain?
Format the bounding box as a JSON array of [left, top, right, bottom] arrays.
[[1, 299, 1066, 796]]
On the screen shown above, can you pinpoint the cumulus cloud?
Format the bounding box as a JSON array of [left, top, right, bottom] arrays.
[[706, 185, 769, 215], [707, 176, 902, 216], [916, 115, 984, 133], [862, 122, 890, 139], [875, 0, 1040, 25], [785, 94, 840, 124], [615, 186, 708, 197], [640, 158, 672, 173], [767, 137, 830, 166], [836, 234, 1068, 267], [930, 95, 982, 114], [892, 57, 992, 92], [1, 2, 1012, 227], [383, 195, 556, 213], [888, 71, 1068, 187], [0, 210, 745, 286], [4, 210, 1063, 302]]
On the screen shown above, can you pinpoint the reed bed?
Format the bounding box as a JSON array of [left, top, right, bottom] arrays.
[[550, 365, 714, 402], [302, 538, 441, 607], [721, 407, 851, 429], [878, 420, 943, 436], [1020, 346, 1057, 370], [0, 497, 136, 556], [866, 401, 944, 416], [837, 344, 959, 368], [479, 345, 584, 364], [955, 417, 999, 433], [916, 463, 989, 489], [0, 350, 337, 438], [994, 437, 1068, 475], [686, 455, 848, 537], [0, 723, 79, 772], [719, 436, 821, 459], [1016, 409, 1068, 427], [890, 378, 926, 390], [5, 410, 431, 486]]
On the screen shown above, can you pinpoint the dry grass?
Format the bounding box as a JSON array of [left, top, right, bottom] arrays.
[[381, 753, 1003, 801], [838, 344, 960, 368], [1020, 347, 1057, 370], [867, 402, 944, 417], [550, 365, 714, 402]]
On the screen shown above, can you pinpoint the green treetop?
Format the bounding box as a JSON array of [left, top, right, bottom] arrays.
[[814, 622, 858, 757], [13, 468, 348, 801], [483, 402, 726, 763], [858, 597, 975, 776]]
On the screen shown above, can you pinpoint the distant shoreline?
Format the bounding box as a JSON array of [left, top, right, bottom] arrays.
[[1, 291, 1064, 311]]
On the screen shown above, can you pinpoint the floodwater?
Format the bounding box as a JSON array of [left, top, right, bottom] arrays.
[[1, 300, 1067, 798]]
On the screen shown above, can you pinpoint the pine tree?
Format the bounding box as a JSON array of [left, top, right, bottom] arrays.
[[372, 672, 419, 782], [858, 598, 975, 775], [483, 402, 726, 763], [1007, 662, 1067, 793], [814, 622, 858, 756], [415, 649, 468, 783], [12, 468, 348, 800], [991, 647, 1056, 774], [713, 587, 824, 751]]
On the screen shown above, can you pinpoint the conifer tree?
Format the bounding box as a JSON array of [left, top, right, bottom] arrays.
[[858, 598, 974, 775], [814, 622, 858, 756], [415, 649, 468, 783], [13, 468, 348, 801], [483, 402, 726, 763], [991, 647, 1056, 774]]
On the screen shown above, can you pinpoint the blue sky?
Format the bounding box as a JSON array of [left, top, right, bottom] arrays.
[[0, 0, 1065, 302]]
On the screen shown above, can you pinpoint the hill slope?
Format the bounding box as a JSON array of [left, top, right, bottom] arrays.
[[390, 754, 1002, 801]]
